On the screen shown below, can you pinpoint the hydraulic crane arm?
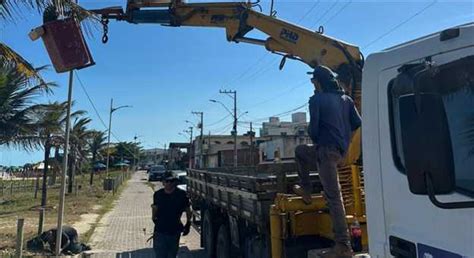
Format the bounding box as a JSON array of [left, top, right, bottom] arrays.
[[93, 0, 363, 93]]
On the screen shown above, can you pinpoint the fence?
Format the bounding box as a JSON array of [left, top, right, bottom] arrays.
[[0, 177, 61, 198], [103, 171, 131, 195], [0, 171, 132, 200]]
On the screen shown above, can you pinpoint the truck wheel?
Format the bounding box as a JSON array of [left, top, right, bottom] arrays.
[[202, 210, 216, 258], [216, 224, 231, 258], [244, 235, 269, 258]]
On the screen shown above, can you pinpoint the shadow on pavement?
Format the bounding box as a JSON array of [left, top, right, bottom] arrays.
[[178, 246, 206, 258], [114, 248, 154, 258], [112, 247, 205, 258]]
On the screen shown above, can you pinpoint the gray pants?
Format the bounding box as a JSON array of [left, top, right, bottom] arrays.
[[153, 233, 180, 258], [295, 144, 350, 245]]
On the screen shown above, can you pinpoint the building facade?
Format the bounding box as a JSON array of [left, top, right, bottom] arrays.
[[259, 112, 312, 161]]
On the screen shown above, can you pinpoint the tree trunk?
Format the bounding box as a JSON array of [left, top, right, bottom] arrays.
[[40, 140, 51, 207], [67, 152, 74, 194], [89, 153, 96, 185], [51, 147, 60, 185]]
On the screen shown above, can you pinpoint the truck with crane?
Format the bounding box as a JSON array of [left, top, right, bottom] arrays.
[[91, 1, 474, 257]]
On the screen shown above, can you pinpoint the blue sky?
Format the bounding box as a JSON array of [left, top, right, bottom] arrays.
[[1, 0, 473, 166]]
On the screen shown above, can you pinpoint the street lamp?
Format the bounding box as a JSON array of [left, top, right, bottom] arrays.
[[185, 120, 197, 127], [105, 98, 132, 178], [209, 99, 234, 117], [210, 90, 238, 167], [182, 127, 193, 169]]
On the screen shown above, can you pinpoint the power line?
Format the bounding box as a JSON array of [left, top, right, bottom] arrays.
[[297, 0, 321, 23], [75, 72, 139, 159], [225, 53, 269, 87], [248, 102, 309, 123], [321, 0, 352, 26], [247, 79, 309, 109], [221, 0, 323, 90], [214, 122, 235, 135], [75, 71, 108, 130], [362, 0, 438, 50], [206, 114, 232, 128], [312, 0, 339, 28]]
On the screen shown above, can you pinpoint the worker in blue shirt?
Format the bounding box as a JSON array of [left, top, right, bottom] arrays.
[[294, 65, 361, 258]]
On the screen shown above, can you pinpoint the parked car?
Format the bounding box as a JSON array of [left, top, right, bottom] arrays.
[[148, 165, 166, 181], [172, 170, 187, 191]]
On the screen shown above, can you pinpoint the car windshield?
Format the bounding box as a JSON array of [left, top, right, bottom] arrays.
[[151, 165, 165, 172]]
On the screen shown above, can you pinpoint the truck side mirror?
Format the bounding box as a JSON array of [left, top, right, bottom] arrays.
[[399, 92, 474, 209], [399, 93, 455, 194]]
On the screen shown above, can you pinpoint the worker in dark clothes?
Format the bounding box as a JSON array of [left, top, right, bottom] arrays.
[[293, 65, 362, 258], [151, 172, 192, 258], [26, 225, 90, 254]]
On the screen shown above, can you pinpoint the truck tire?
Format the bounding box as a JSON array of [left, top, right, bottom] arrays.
[[202, 210, 216, 258], [216, 224, 231, 258], [244, 235, 269, 258]]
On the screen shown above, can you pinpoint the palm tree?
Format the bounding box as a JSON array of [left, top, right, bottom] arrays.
[[33, 101, 84, 207], [0, 56, 55, 148], [115, 141, 141, 166], [68, 116, 92, 193], [87, 130, 106, 185]]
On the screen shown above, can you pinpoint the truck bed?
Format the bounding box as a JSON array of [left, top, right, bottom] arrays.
[[187, 163, 322, 229]]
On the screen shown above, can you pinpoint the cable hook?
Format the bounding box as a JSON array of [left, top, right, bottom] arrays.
[[317, 26, 324, 34]]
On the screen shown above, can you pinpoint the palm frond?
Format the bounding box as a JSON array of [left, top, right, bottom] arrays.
[[0, 43, 49, 86], [1, 0, 100, 37], [0, 0, 50, 21], [0, 0, 98, 21]]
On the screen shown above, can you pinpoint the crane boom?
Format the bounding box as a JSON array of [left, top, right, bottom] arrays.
[[93, 0, 363, 98]]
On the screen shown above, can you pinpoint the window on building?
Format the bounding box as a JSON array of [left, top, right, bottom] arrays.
[[227, 141, 234, 144], [241, 141, 249, 146], [214, 141, 221, 144]]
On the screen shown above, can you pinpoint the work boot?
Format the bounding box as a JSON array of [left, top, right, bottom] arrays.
[[320, 243, 353, 258], [292, 184, 312, 204]]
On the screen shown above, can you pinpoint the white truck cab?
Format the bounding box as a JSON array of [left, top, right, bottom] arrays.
[[363, 23, 474, 257]]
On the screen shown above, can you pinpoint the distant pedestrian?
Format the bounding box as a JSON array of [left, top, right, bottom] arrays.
[[293, 65, 361, 258], [151, 172, 192, 258]]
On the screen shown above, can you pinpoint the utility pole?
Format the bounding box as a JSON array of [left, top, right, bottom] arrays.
[[249, 122, 254, 166], [106, 99, 113, 177], [192, 111, 204, 168], [186, 127, 193, 169], [163, 143, 167, 165], [219, 90, 237, 167], [55, 69, 74, 256]]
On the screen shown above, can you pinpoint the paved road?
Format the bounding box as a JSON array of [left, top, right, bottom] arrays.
[[87, 171, 205, 258]]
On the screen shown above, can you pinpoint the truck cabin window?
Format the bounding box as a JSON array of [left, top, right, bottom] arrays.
[[388, 56, 474, 196]]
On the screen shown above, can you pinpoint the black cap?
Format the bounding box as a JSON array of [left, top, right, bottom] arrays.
[[163, 171, 178, 182], [312, 65, 338, 84]]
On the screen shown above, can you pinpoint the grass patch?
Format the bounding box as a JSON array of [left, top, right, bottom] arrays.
[[0, 170, 131, 255]]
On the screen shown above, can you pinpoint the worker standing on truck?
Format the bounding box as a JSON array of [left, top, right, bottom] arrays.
[[151, 172, 192, 258], [293, 65, 361, 258]]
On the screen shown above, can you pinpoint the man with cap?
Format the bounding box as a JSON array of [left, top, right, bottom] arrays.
[[293, 65, 361, 257], [151, 171, 192, 258]]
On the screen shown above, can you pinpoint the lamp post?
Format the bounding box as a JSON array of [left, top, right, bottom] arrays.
[[192, 112, 204, 168], [210, 91, 237, 167], [105, 98, 131, 178], [183, 127, 193, 169]]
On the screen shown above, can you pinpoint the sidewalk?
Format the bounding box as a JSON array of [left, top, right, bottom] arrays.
[[86, 171, 204, 258]]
